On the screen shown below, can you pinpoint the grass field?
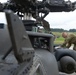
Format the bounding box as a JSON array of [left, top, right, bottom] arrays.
[[53, 32, 76, 44], [54, 36, 64, 44]]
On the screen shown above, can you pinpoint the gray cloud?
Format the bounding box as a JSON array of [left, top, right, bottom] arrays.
[[45, 10, 76, 30]]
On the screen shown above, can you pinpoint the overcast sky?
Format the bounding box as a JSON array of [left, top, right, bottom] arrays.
[[0, 0, 76, 30]]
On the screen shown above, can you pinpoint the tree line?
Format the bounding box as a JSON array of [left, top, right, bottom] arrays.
[[51, 28, 76, 32]]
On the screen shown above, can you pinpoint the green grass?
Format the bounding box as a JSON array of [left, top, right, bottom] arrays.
[[54, 36, 64, 44], [52, 32, 64, 44]]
